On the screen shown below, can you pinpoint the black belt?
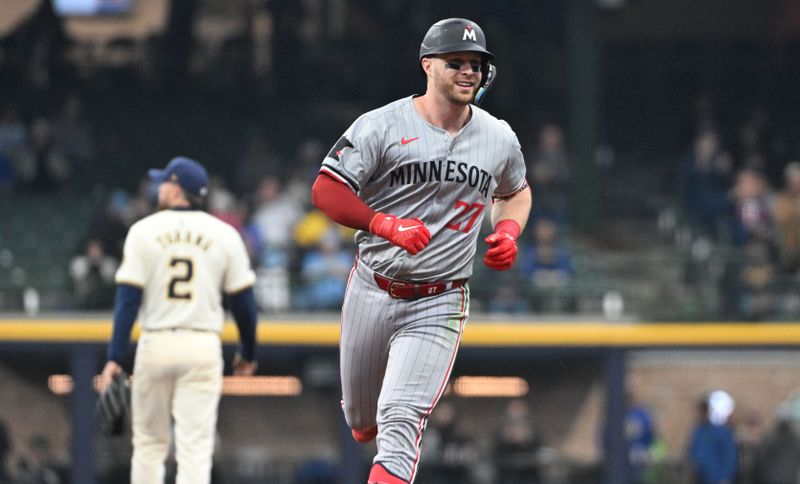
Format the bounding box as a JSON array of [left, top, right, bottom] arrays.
[[373, 274, 466, 300]]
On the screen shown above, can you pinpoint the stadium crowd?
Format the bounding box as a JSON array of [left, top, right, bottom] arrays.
[[3, 93, 800, 321], [0, 0, 798, 321], [3, 88, 800, 322], [2, 2, 800, 483]]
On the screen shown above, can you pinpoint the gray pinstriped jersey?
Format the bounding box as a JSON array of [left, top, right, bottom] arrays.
[[321, 95, 527, 281]]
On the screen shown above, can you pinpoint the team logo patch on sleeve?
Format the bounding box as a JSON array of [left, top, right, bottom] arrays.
[[327, 136, 354, 161]]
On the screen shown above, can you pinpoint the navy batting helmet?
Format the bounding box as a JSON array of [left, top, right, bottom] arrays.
[[419, 18, 494, 86]]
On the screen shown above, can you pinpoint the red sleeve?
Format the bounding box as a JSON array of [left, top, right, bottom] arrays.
[[311, 173, 377, 231]]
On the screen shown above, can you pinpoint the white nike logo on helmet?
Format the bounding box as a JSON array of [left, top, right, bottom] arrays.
[[397, 224, 420, 232]]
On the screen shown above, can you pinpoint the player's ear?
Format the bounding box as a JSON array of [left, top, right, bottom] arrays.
[[421, 57, 434, 77], [178, 186, 194, 203]]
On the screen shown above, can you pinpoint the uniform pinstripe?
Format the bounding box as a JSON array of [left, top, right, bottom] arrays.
[[340, 261, 468, 481], [322, 95, 527, 482], [321, 96, 527, 281]]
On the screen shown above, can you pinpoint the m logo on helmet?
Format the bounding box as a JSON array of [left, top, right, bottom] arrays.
[[463, 26, 477, 42]]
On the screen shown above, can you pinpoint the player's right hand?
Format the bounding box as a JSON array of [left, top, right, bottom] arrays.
[[369, 213, 431, 255], [99, 360, 123, 393]]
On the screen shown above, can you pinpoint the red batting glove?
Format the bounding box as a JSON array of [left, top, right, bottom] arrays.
[[483, 220, 521, 271], [370, 213, 431, 255]]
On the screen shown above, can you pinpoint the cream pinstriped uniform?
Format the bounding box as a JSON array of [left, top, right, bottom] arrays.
[[321, 96, 527, 482], [116, 209, 255, 484]]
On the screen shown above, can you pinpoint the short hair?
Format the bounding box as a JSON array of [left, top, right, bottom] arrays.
[[180, 187, 207, 210]]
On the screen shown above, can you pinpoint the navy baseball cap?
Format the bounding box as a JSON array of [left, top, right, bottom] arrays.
[[148, 156, 209, 197]]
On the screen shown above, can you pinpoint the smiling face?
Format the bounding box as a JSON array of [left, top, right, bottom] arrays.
[[422, 52, 483, 106]]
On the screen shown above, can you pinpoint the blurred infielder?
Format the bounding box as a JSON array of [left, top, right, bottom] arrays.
[[311, 18, 532, 484], [99, 157, 259, 484]]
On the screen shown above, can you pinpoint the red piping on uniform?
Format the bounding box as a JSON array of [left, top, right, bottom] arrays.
[[492, 178, 529, 201], [408, 285, 467, 482], [339, 258, 359, 413]]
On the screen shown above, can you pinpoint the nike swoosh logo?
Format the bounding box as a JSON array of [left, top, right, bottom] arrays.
[[397, 224, 420, 232], [401, 136, 420, 145]]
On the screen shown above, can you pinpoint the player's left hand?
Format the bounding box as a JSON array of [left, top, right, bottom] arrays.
[[483, 230, 517, 271], [233, 352, 258, 376]]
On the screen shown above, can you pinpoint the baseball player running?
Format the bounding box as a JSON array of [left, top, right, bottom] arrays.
[[99, 156, 259, 484], [311, 18, 532, 484]]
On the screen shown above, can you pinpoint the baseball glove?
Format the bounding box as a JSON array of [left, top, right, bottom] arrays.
[[96, 371, 131, 437]]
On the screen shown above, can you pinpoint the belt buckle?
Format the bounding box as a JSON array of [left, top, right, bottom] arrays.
[[387, 281, 407, 299]]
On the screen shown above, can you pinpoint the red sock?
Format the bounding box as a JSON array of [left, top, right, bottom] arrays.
[[351, 425, 378, 443], [367, 463, 408, 484]]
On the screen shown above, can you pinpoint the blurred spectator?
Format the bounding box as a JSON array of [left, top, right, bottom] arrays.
[[772, 161, 800, 273], [738, 241, 777, 320], [69, 238, 118, 310], [252, 176, 303, 268], [128, 177, 156, 222], [12, 118, 72, 192], [240, 202, 266, 268], [492, 399, 542, 484], [235, 131, 285, 193], [624, 395, 657, 484], [14, 434, 67, 484], [51, 93, 96, 181], [518, 217, 574, 312], [731, 408, 764, 484], [285, 138, 326, 207], [688, 393, 738, 484], [418, 401, 480, 484], [85, 190, 132, 260], [0, 107, 27, 157], [0, 419, 10, 484], [293, 229, 353, 311], [682, 130, 732, 239], [293, 207, 357, 252], [292, 139, 326, 184], [251, 176, 302, 312], [487, 285, 531, 315], [208, 176, 245, 231], [0, 107, 27, 191], [526, 123, 571, 224], [294, 209, 338, 250], [728, 168, 775, 248], [719, 169, 778, 320], [752, 415, 800, 484], [293, 457, 338, 484]]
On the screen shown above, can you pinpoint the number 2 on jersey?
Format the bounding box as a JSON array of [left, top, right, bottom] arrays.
[[168, 257, 193, 299], [445, 200, 485, 233]]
